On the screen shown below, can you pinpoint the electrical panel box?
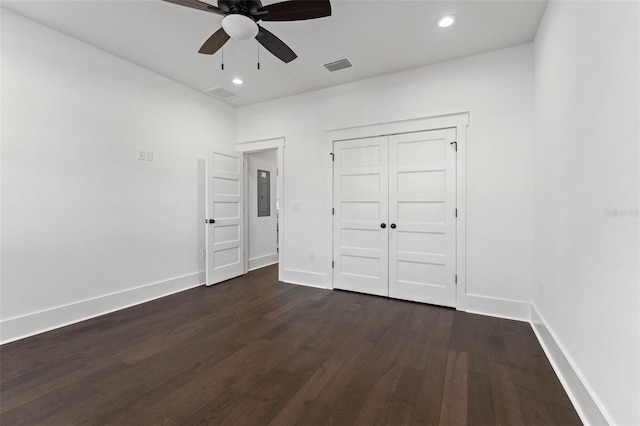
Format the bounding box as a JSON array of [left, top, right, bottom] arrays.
[[258, 169, 270, 217]]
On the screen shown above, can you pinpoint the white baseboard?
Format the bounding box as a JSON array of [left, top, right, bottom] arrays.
[[463, 294, 531, 321], [281, 279, 331, 290], [248, 253, 279, 271], [530, 304, 611, 426], [281, 268, 330, 289], [0, 271, 205, 345]]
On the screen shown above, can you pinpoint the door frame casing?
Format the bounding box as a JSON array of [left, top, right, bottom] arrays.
[[236, 137, 285, 280], [326, 112, 469, 310]]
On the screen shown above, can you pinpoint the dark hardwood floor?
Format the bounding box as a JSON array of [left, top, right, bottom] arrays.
[[1, 265, 581, 425]]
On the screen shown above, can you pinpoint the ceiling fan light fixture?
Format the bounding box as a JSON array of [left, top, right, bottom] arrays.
[[222, 14, 258, 41], [436, 15, 457, 28]]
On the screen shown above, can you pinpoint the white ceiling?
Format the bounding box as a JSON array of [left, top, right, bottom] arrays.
[[2, 0, 547, 106]]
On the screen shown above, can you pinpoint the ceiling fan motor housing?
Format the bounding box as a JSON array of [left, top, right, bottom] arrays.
[[217, 0, 262, 17]]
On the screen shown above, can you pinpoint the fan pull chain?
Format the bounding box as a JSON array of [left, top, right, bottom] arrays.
[[221, 48, 224, 71], [257, 45, 261, 70]]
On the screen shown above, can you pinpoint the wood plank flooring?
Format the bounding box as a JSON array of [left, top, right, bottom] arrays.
[[0, 265, 582, 425]]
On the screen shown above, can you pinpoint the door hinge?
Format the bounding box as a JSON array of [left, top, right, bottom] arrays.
[[332, 261, 335, 268], [330, 152, 335, 161], [455, 274, 458, 284], [332, 207, 335, 215], [455, 208, 458, 218], [450, 141, 457, 151]]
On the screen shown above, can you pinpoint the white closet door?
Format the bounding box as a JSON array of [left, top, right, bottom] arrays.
[[206, 150, 244, 285], [333, 136, 389, 296], [388, 129, 457, 306]]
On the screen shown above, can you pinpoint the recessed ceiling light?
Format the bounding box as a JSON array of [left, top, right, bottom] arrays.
[[436, 15, 457, 28], [232, 78, 244, 85]]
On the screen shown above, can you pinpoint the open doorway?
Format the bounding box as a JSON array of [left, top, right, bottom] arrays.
[[246, 149, 279, 271], [236, 137, 285, 280]]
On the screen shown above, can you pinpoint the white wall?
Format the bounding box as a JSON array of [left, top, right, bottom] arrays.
[[0, 10, 236, 343], [237, 43, 535, 312], [247, 149, 278, 270], [533, 1, 639, 425], [3, 4, 637, 423]]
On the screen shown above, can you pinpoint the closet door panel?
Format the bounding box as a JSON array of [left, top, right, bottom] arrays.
[[333, 136, 389, 296], [388, 129, 457, 307]]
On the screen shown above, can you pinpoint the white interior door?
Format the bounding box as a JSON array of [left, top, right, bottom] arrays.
[[388, 129, 457, 306], [206, 150, 244, 285], [333, 136, 389, 296], [332, 128, 457, 307]]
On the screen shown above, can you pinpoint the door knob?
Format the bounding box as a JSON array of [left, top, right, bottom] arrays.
[[390, 223, 396, 229], [380, 223, 387, 229]]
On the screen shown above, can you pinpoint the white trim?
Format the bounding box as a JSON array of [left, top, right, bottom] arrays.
[[454, 121, 468, 311], [236, 137, 285, 151], [281, 279, 331, 290], [325, 112, 469, 310], [326, 112, 470, 141], [248, 253, 279, 271], [464, 294, 530, 322], [236, 137, 285, 283], [282, 268, 329, 288], [0, 271, 205, 345], [530, 305, 612, 426]]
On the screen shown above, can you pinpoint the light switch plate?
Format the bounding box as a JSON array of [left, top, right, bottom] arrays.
[[145, 150, 153, 161], [137, 150, 145, 160]]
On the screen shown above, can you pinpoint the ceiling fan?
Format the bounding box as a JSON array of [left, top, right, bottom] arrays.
[[163, 0, 332, 63]]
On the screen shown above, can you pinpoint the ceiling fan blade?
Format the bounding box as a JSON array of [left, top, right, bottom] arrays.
[[257, 0, 331, 21], [199, 28, 230, 54], [162, 0, 225, 15], [255, 26, 297, 63]]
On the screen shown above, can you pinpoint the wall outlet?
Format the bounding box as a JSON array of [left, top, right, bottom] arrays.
[[309, 251, 315, 260], [137, 150, 145, 160], [292, 201, 301, 211], [145, 150, 154, 161]]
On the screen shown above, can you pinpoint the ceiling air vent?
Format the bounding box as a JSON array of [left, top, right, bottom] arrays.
[[204, 86, 239, 100], [324, 59, 353, 72]]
